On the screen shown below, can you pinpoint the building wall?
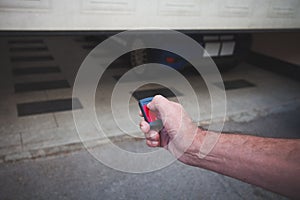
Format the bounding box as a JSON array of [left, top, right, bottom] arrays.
[[251, 32, 300, 65]]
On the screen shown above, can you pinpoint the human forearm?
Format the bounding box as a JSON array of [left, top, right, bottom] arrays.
[[140, 96, 300, 198], [183, 128, 300, 198]]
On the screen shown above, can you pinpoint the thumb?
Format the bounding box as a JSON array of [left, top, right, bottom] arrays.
[[147, 95, 170, 115]]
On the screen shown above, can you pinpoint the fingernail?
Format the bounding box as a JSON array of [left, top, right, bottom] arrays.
[[147, 103, 152, 109], [150, 132, 156, 138]]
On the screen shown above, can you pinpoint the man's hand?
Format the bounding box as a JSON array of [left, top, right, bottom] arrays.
[[139, 95, 201, 161], [138, 95, 300, 198]]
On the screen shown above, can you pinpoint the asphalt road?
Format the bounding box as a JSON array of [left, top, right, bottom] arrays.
[[0, 107, 299, 200]]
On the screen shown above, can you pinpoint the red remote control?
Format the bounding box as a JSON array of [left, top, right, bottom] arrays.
[[138, 97, 163, 130]]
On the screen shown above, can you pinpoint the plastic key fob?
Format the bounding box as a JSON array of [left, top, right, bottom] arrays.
[[138, 97, 163, 130]]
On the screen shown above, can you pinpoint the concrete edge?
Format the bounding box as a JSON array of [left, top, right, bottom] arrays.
[[2, 135, 143, 164], [1, 99, 300, 164]]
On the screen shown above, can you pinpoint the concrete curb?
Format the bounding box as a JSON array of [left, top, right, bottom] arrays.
[[2, 135, 142, 163], [1, 99, 300, 164]]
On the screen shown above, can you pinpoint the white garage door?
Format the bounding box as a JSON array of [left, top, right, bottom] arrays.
[[0, 0, 300, 30]]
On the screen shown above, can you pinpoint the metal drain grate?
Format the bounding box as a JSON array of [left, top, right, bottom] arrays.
[[13, 66, 61, 76], [216, 79, 255, 90], [14, 80, 70, 93], [10, 55, 54, 62], [17, 98, 82, 116]]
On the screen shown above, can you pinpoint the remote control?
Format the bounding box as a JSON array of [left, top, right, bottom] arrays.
[[138, 97, 163, 130]]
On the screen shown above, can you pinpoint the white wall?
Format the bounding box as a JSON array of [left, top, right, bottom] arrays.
[[252, 32, 300, 65], [0, 0, 300, 30]]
